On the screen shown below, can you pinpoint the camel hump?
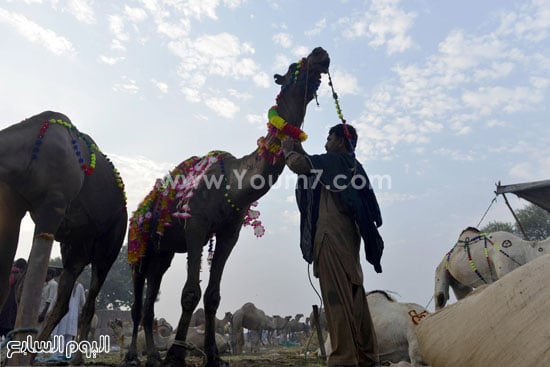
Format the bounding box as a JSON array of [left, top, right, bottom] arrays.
[[31, 111, 72, 124], [459, 226, 481, 237], [242, 302, 256, 311], [208, 150, 232, 158], [367, 289, 396, 302]]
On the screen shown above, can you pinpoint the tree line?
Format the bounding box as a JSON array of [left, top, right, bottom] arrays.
[[480, 203, 550, 240]]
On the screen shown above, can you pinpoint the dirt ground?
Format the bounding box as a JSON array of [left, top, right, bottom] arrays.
[[2, 345, 327, 367], [91, 346, 326, 367]]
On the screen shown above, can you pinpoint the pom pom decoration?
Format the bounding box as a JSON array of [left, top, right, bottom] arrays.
[[242, 203, 265, 238]]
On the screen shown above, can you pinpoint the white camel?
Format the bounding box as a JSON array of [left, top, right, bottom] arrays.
[[324, 291, 430, 367], [434, 227, 550, 310]]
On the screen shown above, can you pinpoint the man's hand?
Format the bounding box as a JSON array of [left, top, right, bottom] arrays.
[[282, 138, 306, 156], [281, 137, 296, 153]]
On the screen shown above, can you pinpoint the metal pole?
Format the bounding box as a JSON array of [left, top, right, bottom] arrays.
[[312, 305, 326, 360], [502, 193, 529, 240]]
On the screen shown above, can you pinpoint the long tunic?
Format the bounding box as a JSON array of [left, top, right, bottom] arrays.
[[286, 151, 379, 366], [40, 279, 58, 314], [53, 282, 85, 337]]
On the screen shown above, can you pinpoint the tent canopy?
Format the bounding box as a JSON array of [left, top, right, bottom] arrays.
[[495, 179, 550, 213]]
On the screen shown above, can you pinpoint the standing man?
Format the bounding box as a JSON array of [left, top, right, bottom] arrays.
[[282, 123, 384, 367], [0, 258, 27, 338], [51, 281, 86, 360], [38, 268, 58, 327]]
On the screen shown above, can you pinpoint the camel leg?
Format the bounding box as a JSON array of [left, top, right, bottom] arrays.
[[9, 235, 55, 366], [0, 183, 25, 309], [450, 277, 474, 301], [11, 192, 68, 339], [164, 234, 206, 367], [6, 193, 67, 365], [37, 240, 90, 365], [434, 260, 450, 310], [38, 241, 88, 342], [126, 265, 146, 365], [203, 230, 239, 367], [67, 227, 125, 365], [70, 216, 126, 365], [142, 253, 173, 367]]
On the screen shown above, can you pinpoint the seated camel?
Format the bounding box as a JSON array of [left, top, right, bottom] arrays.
[[156, 317, 173, 338], [216, 312, 233, 335], [186, 326, 230, 356], [87, 313, 99, 341], [108, 318, 129, 357], [323, 291, 430, 367], [189, 308, 231, 336], [189, 307, 205, 327], [115, 318, 174, 356], [434, 227, 550, 309]]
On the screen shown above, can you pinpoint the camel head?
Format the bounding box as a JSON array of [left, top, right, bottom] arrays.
[[273, 47, 330, 128]]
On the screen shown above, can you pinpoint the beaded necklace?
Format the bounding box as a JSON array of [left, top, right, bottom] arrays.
[[218, 156, 265, 237], [31, 118, 126, 195], [328, 70, 357, 154], [446, 233, 524, 284]]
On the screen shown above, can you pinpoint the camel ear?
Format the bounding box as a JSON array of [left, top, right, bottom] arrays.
[[274, 74, 284, 85]]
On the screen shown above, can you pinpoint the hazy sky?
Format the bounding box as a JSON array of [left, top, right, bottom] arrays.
[[1, 0, 549, 327]]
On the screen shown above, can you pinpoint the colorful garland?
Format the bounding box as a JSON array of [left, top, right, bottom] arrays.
[[328, 73, 346, 125], [242, 201, 265, 238], [32, 118, 126, 197], [257, 106, 309, 162], [328, 71, 357, 152], [256, 135, 284, 165], [128, 154, 213, 264], [257, 56, 312, 163], [268, 106, 308, 141]]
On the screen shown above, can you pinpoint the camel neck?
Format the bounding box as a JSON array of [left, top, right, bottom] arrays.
[[222, 149, 285, 207]]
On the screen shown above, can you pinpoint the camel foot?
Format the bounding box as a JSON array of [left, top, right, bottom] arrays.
[[122, 352, 141, 367], [205, 357, 229, 367], [69, 352, 84, 366], [144, 352, 162, 367], [162, 346, 186, 367]]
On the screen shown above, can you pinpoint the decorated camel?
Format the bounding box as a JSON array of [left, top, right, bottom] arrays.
[[434, 226, 550, 309], [0, 111, 127, 365], [124, 47, 330, 367]]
